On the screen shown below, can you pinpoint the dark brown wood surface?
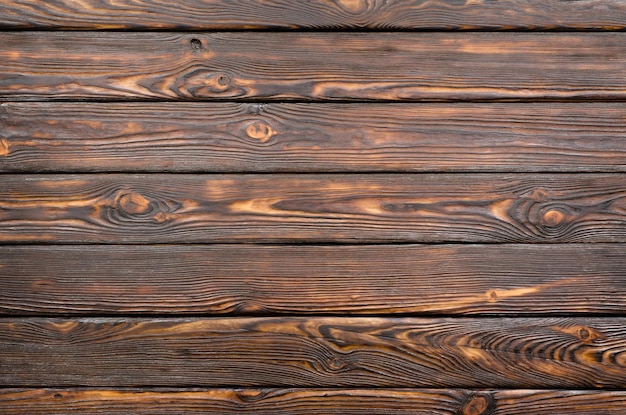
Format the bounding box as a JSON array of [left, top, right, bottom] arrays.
[[1, 174, 625, 243], [2, 0, 625, 411], [2, 317, 626, 388], [3, 102, 626, 173], [2, 389, 626, 415], [2, 32, 626, 101], [1, 244, 625, 316], [1, 0, 625, 30]]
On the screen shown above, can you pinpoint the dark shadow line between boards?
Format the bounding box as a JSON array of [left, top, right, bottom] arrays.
[[1, 27, 626, 33]]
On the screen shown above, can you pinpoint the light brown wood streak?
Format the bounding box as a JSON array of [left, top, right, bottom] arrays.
[[1, 33, 626, 101], [1, 389, 626, 414], [1, 245, 625, 315], [1, 174, 625, 243], [1, 317, 626, 388], [3, 102, 626, 173], [1, 0, 626, 30]]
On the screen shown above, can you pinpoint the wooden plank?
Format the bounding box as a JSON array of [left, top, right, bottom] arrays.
[[1, 389, 626, 415], [2, 244, 625, 316], [1, 0, 626, 30], [2, 32, 626, 102], [4, 102, 626, 173], [2, 317, 626, 387], [1, 174, 625, 243]]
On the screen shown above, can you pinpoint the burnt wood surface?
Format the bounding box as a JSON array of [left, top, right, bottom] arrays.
[[1, 174, 625, 243], [1, 244, 625, 316], [2, 32, 626, 101], [1, 0, 625, 30], [1, 0, 625, 412], [2, 317, 626, 388], [1, 389, 626, 415], [3, 102, 626, 173]]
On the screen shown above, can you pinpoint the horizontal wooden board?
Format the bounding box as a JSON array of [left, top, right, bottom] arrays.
[[3, 102, 626, 173], [2, 389, 626, 415], [2, 244, 625, 316], [1, 0, 626, 30], [1, 174, 625, 243], [2, 32, 626, 101], [2, 317, 626, 387]]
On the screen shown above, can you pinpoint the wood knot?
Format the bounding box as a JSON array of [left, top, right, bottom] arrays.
[[459, 392, 495, 415], [579, 328, 590, 340], [118, 193, 151, 214], [153, 211, 169, 223], [246, 121, 274, 143], [109, 191, 181, 224], [329, 356, 346, 371], [536, 204, 578, 235], [0, 138, 8, 156], [190, 38, 202, 52], [487, 290, 498, 302], [214, 73, 231, 89], [542, 209, 565, 227]]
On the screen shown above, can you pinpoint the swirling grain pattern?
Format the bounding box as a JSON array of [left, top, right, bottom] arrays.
[[2, 317, 626, 388], [1, 244, 625, 315], [1, 174, 625, 243], [2, 32, 626, 101], [2, 389, 626, 415], [3, 102, 626, 173], [1, 0, 625, 30]]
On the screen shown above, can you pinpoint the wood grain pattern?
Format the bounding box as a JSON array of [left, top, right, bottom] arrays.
[[2, 389, 626, 415], [2, 317, 626, 388], [4, 102, 626, 173], [1, 0, 626, 30], [2, 32, 626, 101], [1, 174, 625, 243], [2, 244, 625, 316]]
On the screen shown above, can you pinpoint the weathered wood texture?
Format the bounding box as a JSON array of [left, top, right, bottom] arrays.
[[1, 174, 625, 243], [2, 389, 626, 415], [1, 0, 626, 30], [2, 317, 626, 388], [2, 32, 626, 101], [1, 244, 625, 316], [3, 102, 626, 173]]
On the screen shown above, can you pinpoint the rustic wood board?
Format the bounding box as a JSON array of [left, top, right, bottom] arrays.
[[2, 317, 626, 388], [1, 244, 625, 316], [1, 0, 625, 30], [2, 32, 626, 101], [1, 174, 625, 243], [3, 102, 626, 173], [1, 389, 626, 415]]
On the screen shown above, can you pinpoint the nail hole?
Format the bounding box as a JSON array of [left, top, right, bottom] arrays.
[[190, 38, 202, 51], [53, 393, 62, 399]]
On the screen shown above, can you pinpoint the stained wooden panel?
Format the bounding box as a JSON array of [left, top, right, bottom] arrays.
[[1, 244, 625, 316], [1, 174, 625, 243], [1, 0, 626, 30], [2, 389, 626, 415], [3, 102, 626, 173], [2, 32, 626, 101], [2, 317, 626, 388]]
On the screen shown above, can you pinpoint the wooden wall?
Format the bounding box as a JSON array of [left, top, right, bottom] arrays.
[[1, 1, 626, 413]]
